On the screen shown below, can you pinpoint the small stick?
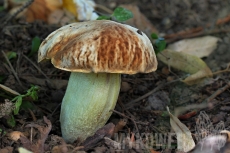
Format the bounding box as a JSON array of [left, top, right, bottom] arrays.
[[22, 54, 56, 89], [203, 81, 230, 104], [72, 146, 84, 152], [1, 50, 24, 89], [30, 127, 33, 143], [28, 108, 37, 122], [175, 80, 230, 117]]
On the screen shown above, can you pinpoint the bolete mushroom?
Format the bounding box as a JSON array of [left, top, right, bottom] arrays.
[[38, 20, 157, 143]]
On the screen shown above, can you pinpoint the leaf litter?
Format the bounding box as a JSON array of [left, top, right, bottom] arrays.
[[1, 0, 230, 152]]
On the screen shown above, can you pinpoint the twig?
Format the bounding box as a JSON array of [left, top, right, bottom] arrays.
[[28, 108, 37, 122], [176, 80, 230, 117], [166, 27, 230, 43], [72, 146, 84, 152], [165, 13, 230, 43], [124, 79, 181, 109], [1, 50, 24, 89], [22, 54, 56, 89], [3, 0, 34, 25], [203, 81, 230, 104]]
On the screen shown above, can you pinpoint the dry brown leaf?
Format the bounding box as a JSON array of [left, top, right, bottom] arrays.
[[20, 116, 52, 153], [158, 49, 213, 85], [113, 118, 127, 134], [167, 107, 195, 152], [8, 0, 62, 22], [83, 123, 115, 151], [0, 146, 13, 153], [8, 131, 25, 141], [120, 4, 158, 38], [167, 36, 220, 58], [48, 9, 75, 26]]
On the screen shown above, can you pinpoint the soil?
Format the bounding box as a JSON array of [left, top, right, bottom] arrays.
[[0, 0, 230, 153]]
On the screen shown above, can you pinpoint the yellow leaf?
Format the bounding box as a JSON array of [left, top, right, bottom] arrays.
[[62, 0, 78, 17], [157, 49, 213, 85]]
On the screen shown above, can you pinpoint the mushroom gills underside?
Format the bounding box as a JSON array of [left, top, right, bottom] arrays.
[[60, 72, 121, 143]]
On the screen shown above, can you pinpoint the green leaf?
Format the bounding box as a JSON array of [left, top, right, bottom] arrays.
[[112, 7, 133, 22], [7, 115, 16, 127], [29, 36, 41, 56], [154, 38, 166, 54], [6, 51, 17, 60], [0, 6, 4, 12], [0, 128, 6, 135], [97, 15, 111, 20], [151, 33, 158, 39], [26, 85, 39, 100], [13, 96, 23, 115]]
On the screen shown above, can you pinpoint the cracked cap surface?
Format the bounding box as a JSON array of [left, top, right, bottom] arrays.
[[38, 20, 157, 74]]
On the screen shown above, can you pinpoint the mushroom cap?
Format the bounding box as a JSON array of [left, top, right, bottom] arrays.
[[38, 20, 157, 74]]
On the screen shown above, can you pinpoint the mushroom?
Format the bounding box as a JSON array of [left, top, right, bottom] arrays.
[[38, 20, 157, 143]]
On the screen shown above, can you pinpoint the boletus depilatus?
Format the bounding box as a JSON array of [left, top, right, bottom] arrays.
[[38, 20, 157, 143]]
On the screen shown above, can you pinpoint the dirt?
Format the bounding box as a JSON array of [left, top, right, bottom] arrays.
[[0, 0, 230, 152]]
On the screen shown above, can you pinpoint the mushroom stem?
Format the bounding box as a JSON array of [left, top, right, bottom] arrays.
[[60, 72, 121, 143]]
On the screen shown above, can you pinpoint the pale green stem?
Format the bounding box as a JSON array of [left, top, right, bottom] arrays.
[[60, 72, 120, 143]]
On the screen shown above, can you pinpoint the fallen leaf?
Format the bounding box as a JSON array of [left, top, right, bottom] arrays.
[[167, 107, 195, 152], [0, 146, 13, 153], [8, 0, 62, 22], [83, 123, 115, 151], [167, 36, 220, 58], [48, 9, 75, 25], [113, 119, 127, 134], [120, 4, 158, 38], [62, 0, 78, 16], [18, 147, 33, 153], [8, 131, 25, 141], [157, 49, 213, 85], [20, 116, 52, 153]]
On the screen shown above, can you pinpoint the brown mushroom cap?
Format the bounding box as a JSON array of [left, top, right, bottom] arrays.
[[38, 20, 157, 74]]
